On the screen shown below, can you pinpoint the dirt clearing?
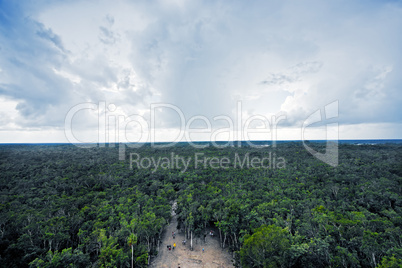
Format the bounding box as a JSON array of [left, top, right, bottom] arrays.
[[149, 203, 234, 268]]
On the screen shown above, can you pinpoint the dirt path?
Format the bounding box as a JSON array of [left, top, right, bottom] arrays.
[[150, 202, 234, 268]]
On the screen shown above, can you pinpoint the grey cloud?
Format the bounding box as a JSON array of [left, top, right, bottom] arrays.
[[35, 21, 67, 53], [99, 26, 118, 45], [0, 5, 150, 130], [98, 14, 119, 45], [0, 16, 75, 127], [290, 61, 323, 75], [260, 61, 323, 86], [260, 74, 298, 86], [1, 0, 402, 139]]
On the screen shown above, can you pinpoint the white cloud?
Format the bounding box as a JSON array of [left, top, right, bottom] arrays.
[[0, 0, 401, 142]]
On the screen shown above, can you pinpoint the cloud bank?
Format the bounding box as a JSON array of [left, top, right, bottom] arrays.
[[0, 0, 401, 142]]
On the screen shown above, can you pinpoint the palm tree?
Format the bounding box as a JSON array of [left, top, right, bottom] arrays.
[[128, 233, 138, 268]]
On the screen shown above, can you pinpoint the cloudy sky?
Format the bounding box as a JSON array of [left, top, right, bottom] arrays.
[[0, 0, 401, 143]]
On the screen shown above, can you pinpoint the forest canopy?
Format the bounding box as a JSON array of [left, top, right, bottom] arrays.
[[0, 142, 401, 267]]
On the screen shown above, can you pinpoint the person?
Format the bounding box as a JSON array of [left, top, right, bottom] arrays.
[[173, 243, 176, 250], [202, 248, 204, 253]]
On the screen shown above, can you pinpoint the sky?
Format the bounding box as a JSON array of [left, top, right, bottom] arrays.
[[0, 0, 401, 143]]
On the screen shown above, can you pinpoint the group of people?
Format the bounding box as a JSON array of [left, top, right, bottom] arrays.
[[167, 232, 176, 251], [167, 243, 176, 251]]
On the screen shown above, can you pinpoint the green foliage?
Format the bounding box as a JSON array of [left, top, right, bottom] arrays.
[[240, 224, 291, 267], [0, 142, 401, 267], [97, 228, 127, 268], [128, 233, 137, 247], [136, 253, 149, 267], [378, 255, 402, 268], [29, 248, 89, 267]]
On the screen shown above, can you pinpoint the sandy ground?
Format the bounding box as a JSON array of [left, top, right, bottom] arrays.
[[149, 203, 234, 268]]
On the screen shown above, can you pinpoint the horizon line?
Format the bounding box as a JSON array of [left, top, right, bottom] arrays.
[[0, 138, 401, 145]]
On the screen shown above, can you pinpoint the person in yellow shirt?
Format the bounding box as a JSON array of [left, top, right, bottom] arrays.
[[173, 243, 176, 250]]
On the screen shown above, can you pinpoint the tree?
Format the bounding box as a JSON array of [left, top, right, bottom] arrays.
[[240, 225, 291, 268], [97, 229, 127, 268], [29, 248, 89, 267], [377, 255, 402, 268], [128, 233, 137, 268]]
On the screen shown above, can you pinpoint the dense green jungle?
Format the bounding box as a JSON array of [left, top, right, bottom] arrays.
[[0, 142, 401, 267]]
